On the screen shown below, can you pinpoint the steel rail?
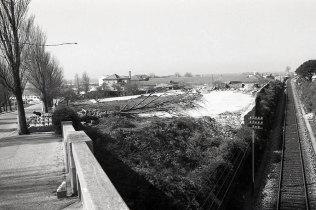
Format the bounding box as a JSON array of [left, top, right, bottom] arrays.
[[277, 80, 309, 210]]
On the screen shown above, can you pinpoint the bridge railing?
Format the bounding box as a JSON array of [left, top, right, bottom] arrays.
[[62, 121, 129, 210]]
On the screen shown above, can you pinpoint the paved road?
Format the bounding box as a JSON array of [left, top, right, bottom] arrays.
[[0, 104, 79, 209]]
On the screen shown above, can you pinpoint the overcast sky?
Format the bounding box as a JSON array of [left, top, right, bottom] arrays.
[[28, 0, 316, 79]]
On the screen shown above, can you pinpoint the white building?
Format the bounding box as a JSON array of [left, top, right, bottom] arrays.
[[99, 74, 130, 91]]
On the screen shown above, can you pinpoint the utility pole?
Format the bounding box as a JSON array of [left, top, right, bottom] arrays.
[[212, 74, 214, 88], [248, 116, 263, 206]]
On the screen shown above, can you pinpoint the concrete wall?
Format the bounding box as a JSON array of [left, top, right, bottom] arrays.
[[62, 121, 129, 210]]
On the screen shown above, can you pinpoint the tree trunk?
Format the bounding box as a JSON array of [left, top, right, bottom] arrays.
[[8, 100, 12, 111], [6, 95, 12, 111], [15, 92, 28, 134], [42, 93, 49, 113]]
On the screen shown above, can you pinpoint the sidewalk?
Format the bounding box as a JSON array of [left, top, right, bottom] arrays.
[[0, 103, 80, 209], [0, 133, 78, 210]]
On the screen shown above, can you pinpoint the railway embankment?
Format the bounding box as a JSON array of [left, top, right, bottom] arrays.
[[226, 80, 285, 209], [291, 79, 316, 209], [253, 79, 316, 209]]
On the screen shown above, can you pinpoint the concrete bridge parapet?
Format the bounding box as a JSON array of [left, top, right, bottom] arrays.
[[62, 121, 129, 210]]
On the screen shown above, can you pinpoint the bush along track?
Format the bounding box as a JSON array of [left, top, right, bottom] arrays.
[[82, 80, 284, 210], [227, 80, 285, 209]]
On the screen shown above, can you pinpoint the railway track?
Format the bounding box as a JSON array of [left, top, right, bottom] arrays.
[[277, 80, 309, 210]]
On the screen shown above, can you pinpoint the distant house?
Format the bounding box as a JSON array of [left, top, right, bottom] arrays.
[[263, 74, 275, 79], [137, 74, 150, 81], [130, 74, 150, 81], [130, 75, 142, 81], [312, 74, 316, 82], [99, 74, 130, 91], [99, 72, 151, 91]]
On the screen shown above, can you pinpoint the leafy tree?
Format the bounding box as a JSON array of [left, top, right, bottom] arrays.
[[295, 60, 316, 81]]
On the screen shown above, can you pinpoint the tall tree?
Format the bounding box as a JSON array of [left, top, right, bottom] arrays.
[[26, 27, 63, 112], [74, 73, 80, 94], [81, 72, 90, 93], [0, 82, 12, 112], [174, 72, 181, 77], [26, 27, 63, 113], [296, 60, 316, 81], [0, 0, 33, 134]]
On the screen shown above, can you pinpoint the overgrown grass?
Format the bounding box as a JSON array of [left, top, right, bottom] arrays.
[[296, 78, 316, 114], [85, 116, 251, 209], [81, 80, 284, 209]]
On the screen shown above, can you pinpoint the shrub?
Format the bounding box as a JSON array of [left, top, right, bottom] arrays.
[[80, 115, 99, 124], [52, 105, 81, 134], [297, 78, 316, 114], [295, 60, 316, 81]]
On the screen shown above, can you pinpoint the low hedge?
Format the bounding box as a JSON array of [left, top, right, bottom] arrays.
[[52, 106, 81, 134]]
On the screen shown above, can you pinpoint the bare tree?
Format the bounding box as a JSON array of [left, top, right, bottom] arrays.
[[74, 73, 80, 94], [26, 29, 63, 112], [175, 72, 181, 77], [184, 72, 193, 77], [0, 82, 11, 112], [26, 26, 63, 113], [81, 72, 90, 93], [0, 0, 33, 134]]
